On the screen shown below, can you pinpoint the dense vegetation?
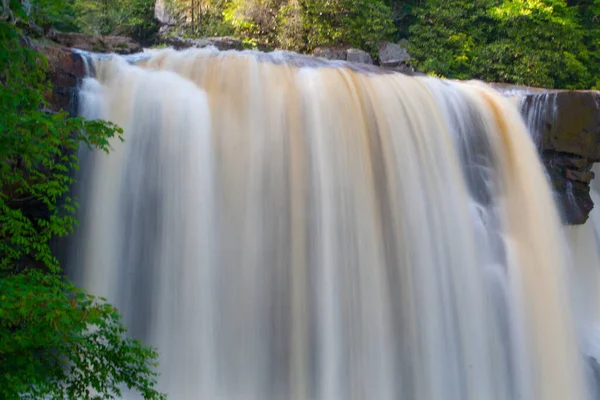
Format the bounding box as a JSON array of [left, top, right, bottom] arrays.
[[22, 0, 598, 88], [409, 0, 598, 88], [143, 0, 597, 88], [0, 1, 165, 399]]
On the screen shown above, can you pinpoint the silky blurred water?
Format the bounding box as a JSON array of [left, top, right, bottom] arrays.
[[69, 48, 592, 400]]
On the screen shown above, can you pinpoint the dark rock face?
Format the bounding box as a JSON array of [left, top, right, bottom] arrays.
[[47, 30, 143, 54], [519, 90, 600, 224], [33, 42, 87, 114]]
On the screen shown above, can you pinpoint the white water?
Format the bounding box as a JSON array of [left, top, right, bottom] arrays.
[[566, 164, 600, 398], [70, 48, 593, 399]]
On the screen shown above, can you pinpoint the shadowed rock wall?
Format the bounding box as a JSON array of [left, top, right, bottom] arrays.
[[511, 88, 600, 224]]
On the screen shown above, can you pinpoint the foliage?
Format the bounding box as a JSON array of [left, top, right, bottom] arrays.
[[162, 0, 235, 38], [28, 0, 80, 32], [383, 0, 420, 39], [275, 0, 303, 51], [0, 4, 165, 399], [20, 0, 598, 88], [210, 0, 394, 55], [408, 0, 493, 80], [164, 0, 403, 53], [223, 0, 281, 46], [72, 0, 159, 43], [409, 0, 595, 89], [570, 0, 600, 88], [0, 271, 164, 399], [302, 0, 396, 55]]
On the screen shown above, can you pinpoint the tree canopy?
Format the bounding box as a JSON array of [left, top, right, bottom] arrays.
[[26, 0, 598, 88], [409, 0, 597, 88], [146, 0, 598, 88]]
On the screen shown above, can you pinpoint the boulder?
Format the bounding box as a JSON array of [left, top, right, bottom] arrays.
[[378, 40, 411, 68], [46, 30, 143, 54], [312, 46, 348, 61], [312, 46, 374, 65], [162, 36, 245, 51], [345, 48, 373, 65]]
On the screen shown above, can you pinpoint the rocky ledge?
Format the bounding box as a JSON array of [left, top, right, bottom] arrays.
[[522, 90, 600, 224], [161, 35, 247, 51], [47, 30, 142, 54], [493, 84, 600, 224], [30, 41, 87, 113], [33, 35, 600, 225]]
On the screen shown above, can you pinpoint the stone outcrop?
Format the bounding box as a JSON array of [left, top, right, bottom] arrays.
[[516, 89, 600, 224], [29, 31, 142, 113], [312, 41, 417, 71], [346, 48, 373, 64], [161, 35, 247, 51], [155, 0, 177, 27], [312, 46, 373, 64], [47, 30, 142, 54], [32, 42, 87, 114], [378, 40, 414, 73], [538, 92, 599, 225]]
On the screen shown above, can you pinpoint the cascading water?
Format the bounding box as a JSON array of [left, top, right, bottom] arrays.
[[508, 89, 600, 398], [69, 48, 593, 399], [563, 164, 600, 399]]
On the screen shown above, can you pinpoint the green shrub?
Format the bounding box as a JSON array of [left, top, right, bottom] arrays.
[[73, 0, 159, 43], [0, 3, 165, 398]]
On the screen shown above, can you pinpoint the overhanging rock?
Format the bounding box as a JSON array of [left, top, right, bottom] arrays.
[[495, 84, 600, 224]]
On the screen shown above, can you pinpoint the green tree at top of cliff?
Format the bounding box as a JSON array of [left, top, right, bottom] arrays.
[[570, 0, 600, 88], [71, 0, 159, 43], [409, 0, 593, 89], [161, 0, 396, 56]]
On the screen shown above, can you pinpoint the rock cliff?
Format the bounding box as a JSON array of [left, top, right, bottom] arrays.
[[493, 84, 600, 224], [525, 90, 600, 224], [47, 30, 143, 54]]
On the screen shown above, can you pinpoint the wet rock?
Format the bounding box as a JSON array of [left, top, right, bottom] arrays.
[[46, 30, 143, 54]]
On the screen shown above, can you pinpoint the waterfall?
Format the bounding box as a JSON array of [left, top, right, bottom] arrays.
[[69, 48, 593, 399], [565, 164, 600, 398]]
